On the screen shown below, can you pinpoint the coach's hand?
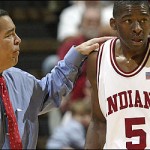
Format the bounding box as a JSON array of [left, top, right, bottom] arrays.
[[75, 36, 115, 55]]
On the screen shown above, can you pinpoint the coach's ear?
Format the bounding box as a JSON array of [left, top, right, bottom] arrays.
[[110, 18, 117, 31]]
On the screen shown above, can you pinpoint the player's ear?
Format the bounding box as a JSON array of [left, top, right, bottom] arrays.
[[110, 18, 117, 30]]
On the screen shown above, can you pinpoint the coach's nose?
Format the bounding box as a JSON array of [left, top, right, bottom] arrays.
[[15, 33, 21, 45]]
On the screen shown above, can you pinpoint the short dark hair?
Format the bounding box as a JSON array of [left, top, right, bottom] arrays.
[[0, 9, 9, 17], [113, 0, 150, 18]]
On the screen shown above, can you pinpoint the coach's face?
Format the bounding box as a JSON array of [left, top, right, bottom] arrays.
[[110, 3, 150, 53], [0, 15, 21, 72]]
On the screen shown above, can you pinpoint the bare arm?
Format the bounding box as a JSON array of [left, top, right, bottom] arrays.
[[85, 51, 106, 149]]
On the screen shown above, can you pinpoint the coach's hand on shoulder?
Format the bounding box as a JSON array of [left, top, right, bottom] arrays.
[[75, 36, 115, 55]]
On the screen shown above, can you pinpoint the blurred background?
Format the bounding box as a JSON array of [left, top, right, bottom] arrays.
[[0, 1, 115, 149]]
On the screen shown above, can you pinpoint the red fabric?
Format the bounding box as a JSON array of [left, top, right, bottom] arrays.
[[57, 35, 86, 60], [57, 35, 87, 101], [0, 76, 22, 149]]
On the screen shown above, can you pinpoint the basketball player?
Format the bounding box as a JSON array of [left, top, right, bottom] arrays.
[[85, 1, 150, 149]]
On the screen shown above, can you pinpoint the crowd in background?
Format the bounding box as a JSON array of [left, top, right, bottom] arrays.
[[0, 1, 116, 149]]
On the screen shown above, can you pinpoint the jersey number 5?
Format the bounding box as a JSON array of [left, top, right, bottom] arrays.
[[125, 117, 146, 149]]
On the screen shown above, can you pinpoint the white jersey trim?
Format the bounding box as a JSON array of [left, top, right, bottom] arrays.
[[110, 38, 150, 77]]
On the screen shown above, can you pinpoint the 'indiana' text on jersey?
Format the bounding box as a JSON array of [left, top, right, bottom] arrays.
[[107, 90, 150, 116]]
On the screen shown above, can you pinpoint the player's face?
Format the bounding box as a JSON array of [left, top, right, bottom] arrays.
[[112, 3, 150, 52], [0, 15, 21, 72]]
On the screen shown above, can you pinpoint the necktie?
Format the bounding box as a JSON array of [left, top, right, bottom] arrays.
[[0, 76, 22, 149]]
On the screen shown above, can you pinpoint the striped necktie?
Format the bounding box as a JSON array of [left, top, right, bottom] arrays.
[[0, 76, 22, 149]]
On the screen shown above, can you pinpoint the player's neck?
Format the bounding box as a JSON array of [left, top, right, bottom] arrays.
[[116, 40, 147, 65]]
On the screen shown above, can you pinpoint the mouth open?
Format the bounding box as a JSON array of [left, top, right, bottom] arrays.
[[131, 39, 143, 45]]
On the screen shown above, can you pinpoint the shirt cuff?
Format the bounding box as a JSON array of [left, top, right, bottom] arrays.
[[64, 45, 87, 67]]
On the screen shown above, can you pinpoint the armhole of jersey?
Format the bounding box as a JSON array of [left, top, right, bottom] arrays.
[[96, 43, 104, 88]]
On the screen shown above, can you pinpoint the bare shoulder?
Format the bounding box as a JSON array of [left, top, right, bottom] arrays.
[[87, 51, 98, 63], [87, 51, 98, 80]]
